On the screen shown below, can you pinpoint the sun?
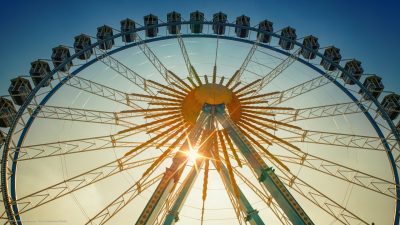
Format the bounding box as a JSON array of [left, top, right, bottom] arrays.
[[186, 146, 200, 162]]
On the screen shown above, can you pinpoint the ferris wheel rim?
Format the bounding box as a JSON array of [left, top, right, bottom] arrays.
[[1, 19, 399, 225]]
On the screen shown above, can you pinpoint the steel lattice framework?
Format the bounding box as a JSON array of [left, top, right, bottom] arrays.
[[0, 11, 399, 225]]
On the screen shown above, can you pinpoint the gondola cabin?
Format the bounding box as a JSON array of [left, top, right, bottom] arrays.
[[30, 60, 51, 87], [380, 94, 400, 120], [0, 97, 16, 128], [212, 12, 227, 35], [167, 11, 181, 34], [301, 35, 319, 59], [320, 46, 342, 71], [97, 25, 114, 50], [235, 15, 250, 38], [190, 11, 204, 34], [257, 20, 273, 43], [340, 59, 363, 85], [51, 46, 72, 72], [74, 34, 92, 60], [359, 75, 384, 100], [121, 19, 136, 43], [144, 14, 159, 37], [279, 27, 297, 50], [8, 77, 32, 106]]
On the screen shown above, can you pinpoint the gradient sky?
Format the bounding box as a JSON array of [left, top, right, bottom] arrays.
[[0, 1, 399, 224]]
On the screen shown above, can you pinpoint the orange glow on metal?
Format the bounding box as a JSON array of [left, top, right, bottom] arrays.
[[218, 131, 240, 199], [240, 116, 277, 131], [237, 124, 290, 171], [222, 130, 242, 168]]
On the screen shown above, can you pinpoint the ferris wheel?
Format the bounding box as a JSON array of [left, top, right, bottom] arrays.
[[0, 10, 399, 225]]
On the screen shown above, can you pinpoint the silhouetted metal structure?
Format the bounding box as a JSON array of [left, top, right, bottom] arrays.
[[1, 11, 399, 225]]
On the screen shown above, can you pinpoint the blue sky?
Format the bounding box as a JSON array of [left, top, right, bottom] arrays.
[[0, 0, 399, 94]]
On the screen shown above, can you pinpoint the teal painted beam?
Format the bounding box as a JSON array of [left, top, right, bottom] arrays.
[[211, 104, 314, 225]]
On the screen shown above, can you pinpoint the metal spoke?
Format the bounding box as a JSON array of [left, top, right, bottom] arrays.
[[253, 48, 301, 94], [276, 171, 369, 224], [63, 74, 143, 109], [93, 47, 157, 96], [176, 30, 202, 85], [275, 150, 398, 200], [135, 34, 191, 89], [230, 38, 262, 87], [14, 152, 162, 215], [279, 128, 392, 151], [85, 173, 163, 225], [29, 104, 135, 127], [10, 125, 164, 161], [262, 71, 339, 106], [279, 101, 374, 123]]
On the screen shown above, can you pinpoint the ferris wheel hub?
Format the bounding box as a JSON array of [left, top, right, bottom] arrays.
[[180, 81, 242, 124], [194, 83, 233, 105]]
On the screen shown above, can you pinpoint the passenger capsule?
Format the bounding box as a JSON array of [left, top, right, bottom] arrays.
[[30, 60, 52, 87], [257, 20, 273, 43], [167, 11, 181, 34], [359, 75, 384, 100], [320, 46, 341, 71], [279, 27, 297, 50], [51, 46, 72, 72], [8, 77, 32, 106], [74, 34, 92, 60], [340, 59, 363, 85], [121, 18, 136, 43], [235, 15, 250, 38], [0, 97, 16, 128], [144, 14, 159, 37], [190, 11, 204, 34], [380, 94, 400, 120], [97, 25, 114, 50], [213, 12, 227, 35], [301, 35, 319, 59]]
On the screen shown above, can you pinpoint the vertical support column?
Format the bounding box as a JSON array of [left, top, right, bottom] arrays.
[[162, 131, 212, 225], [213, 104, 314, 225], [135, 113, 207, 225], [213, 158, 266, 225]]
